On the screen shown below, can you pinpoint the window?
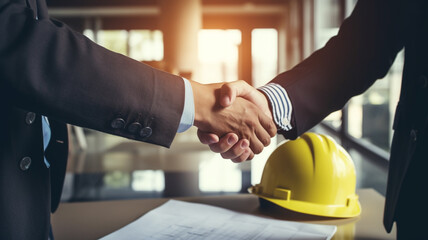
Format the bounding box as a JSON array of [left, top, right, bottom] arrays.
[[84, 29, 164, 61], [198, 29, 241, 84], [251, 28, 278, 88], [129, 30, 163, 61], [97, 30, 128, 56]]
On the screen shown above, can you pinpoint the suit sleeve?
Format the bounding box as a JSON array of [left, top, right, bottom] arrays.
[[271, 0, 408, 139], [0, 1, 184, 147]]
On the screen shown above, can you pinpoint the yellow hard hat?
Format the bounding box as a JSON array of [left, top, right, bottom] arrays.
[[250, 132, 361, 218]]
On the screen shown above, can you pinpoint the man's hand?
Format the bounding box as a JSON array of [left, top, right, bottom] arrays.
[[219, 80, 272, 118], [196, 80, 276, 162], [190, 80, 276, 155]]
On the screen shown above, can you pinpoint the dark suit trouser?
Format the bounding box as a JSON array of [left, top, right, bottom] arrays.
[[396, 127, 428, 239]]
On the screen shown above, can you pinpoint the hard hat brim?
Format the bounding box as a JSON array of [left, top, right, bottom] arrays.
[[250, 188, 361, 218]]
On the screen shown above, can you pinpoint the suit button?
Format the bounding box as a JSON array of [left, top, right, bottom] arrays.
[[25, 112, 36, 125], [417, 75, 428, 88], [128, 122, 142, 134], [410, 129, 417, 142], [140, 126, 152, 138], [111, 118, 125, 129], [20, 157, 32, 171]]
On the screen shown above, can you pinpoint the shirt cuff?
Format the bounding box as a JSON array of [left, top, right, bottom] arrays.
[[177, 77, 195, 133], [258, 83, 293, 131]]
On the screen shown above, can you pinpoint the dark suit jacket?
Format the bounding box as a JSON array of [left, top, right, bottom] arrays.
[[0, 0, 185, 239], [272, 0, 428, 232]]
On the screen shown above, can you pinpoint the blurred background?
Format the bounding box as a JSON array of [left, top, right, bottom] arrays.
[[46, 0, 403, 203]]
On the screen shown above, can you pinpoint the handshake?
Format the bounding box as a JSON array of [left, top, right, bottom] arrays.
[[190, 80, 277, 163]]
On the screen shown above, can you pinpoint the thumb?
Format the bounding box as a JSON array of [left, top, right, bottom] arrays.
[[220, 80, 272, 120], [219, 80, 253, 107]]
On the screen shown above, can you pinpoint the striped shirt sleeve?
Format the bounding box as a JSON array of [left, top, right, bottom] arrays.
[[258, 83, 293, 131]]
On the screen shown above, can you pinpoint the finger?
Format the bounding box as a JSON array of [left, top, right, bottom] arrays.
[[249, 106, 277, 148], [209, 133, 239, 153], [247, 151, 255, 160], [231, 148, 252, 163], [220, 80, 252, 107], [220, 139, 249, 159], [241, 111, 268, 154], [197, 129, 219, 144], [252, 116, 274, 149], [258, 111, 277, 138], [248, 135, 265, 155]]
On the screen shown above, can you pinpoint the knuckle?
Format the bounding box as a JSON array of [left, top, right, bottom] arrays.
[[220, 152, 230, 159], [271, 125, 277, 135], [269, 121, 276, 130], [247, 121, 257, 130], [210, 145, 222, 153], [231, 147, 241, 156], [236, 156, 245, 163], [253, 145, 263, 154], [263, 138, 271, 146], [222, 150, 237, 159], [223, 83, 232, 92]]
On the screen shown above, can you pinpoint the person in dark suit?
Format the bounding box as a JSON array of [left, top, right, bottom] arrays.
[[0, 0, 276, 239], [199, 0, 428, 238]]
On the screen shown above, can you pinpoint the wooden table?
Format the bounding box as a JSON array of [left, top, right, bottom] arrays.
[[51, 188, 396, 239]]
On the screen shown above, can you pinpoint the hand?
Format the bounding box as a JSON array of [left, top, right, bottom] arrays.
[[198, 131, 255, 163], [197, 80, 275, 162], [219, 80, 272, 118], [190, 80, 276, 155]]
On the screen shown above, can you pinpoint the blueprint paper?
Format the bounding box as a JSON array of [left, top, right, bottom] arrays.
[[100, 200, 336, 240]]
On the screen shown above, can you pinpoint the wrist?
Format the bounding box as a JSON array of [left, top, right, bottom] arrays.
[[189, 80, 216, 128]]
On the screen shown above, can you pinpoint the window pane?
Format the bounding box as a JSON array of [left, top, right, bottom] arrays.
[[83, 29, 95, 42], [198, 29, 241, 84], [97, 30, 128, 55], [251, 28, 278, 88], [199, 155, 242, 192], [132, 170, 165, 192], [129, 30, 164, 61]]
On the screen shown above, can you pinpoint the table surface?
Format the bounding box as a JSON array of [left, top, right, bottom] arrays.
[[51, 188, 396, 240]]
